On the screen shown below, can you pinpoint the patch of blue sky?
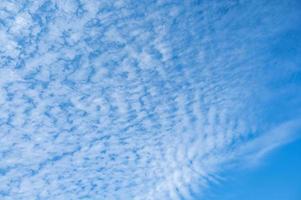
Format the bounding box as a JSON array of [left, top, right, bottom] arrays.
[[201, 138, 301, 200]]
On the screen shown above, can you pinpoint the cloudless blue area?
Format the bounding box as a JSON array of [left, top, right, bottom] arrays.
[[202, 138, 301, 200]]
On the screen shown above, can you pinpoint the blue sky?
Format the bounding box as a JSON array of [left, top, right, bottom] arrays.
[[0, 0, 300, 200], [201, 138, 301, 200]]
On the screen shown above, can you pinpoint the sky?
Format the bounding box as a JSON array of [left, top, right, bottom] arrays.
[[0, 0, 300, 200], [201, 138, 301, 200]]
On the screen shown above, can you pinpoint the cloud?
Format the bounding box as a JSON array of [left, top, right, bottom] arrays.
[[0, 0, 300, 200], [236, 119, 301, 167]]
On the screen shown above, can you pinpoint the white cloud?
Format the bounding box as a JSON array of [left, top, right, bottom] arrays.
[[0, 0, 300, 200], [236, 119, 301, 167]]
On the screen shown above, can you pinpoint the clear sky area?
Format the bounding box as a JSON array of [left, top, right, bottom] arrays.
[[202, 138, 301, 200]]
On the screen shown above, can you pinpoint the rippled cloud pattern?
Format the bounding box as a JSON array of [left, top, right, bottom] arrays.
[[0, 0, 301, 199]]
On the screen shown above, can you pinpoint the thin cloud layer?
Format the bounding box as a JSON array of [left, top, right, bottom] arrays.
[[0, 0, 300, 200]]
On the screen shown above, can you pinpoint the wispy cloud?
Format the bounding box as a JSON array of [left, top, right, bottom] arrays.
[[236, 119, 301, 167]]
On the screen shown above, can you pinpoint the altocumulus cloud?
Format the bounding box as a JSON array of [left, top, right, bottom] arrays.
[[0, 0, 301, 200]]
